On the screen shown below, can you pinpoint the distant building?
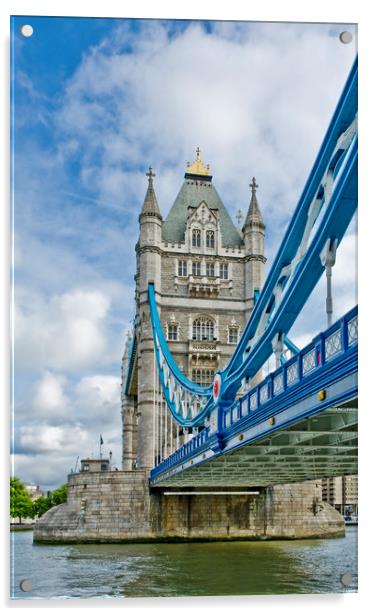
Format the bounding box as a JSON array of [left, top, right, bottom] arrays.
[[25, 484, 44, 500], [321, 475, 358, 514]]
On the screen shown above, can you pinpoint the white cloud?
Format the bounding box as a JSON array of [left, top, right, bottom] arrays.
[[17, 424, 88, 455], [74, 374, 121, 421], [14, 288, 114, 372], [32, 371, 70, 417], [13, 372, 122, 488], [56, 20, 355, 230]]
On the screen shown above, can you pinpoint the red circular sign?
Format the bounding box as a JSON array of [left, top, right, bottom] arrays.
[[213, 374, 221, 402]]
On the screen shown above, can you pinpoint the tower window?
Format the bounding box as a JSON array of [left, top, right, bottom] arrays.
[[192, 368, 215, 386], [228, 327, 239, 344], [178, 260, 187, 277], [192, 228, 201, 247], [220, 263, 229, 279], [206, 262, 215, 277], [192, 317, 214, 341], [192, 261, 201, 276], [167, 324, 178, 341], [206, 230, 215, 248]]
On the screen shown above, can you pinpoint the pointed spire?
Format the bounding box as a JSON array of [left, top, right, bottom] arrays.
[[243, 177, 265, 230], [140, 166, 162, 220]]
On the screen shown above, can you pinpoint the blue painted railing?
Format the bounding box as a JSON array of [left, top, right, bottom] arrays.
[[150, 306, 357, 481]]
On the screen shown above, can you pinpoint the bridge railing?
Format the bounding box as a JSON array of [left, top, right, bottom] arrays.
[[150, 306, 357, 478], [223, 306, 358, 429]]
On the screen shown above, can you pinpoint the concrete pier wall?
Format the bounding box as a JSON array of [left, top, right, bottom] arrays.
[[33, 470, 344, 543]]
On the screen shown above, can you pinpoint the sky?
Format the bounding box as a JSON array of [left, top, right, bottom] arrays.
[[11, 16, 357, 490]]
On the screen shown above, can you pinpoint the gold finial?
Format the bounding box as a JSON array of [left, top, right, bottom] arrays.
[[250, 177, 258, 193], [186, 147, 211, 176]]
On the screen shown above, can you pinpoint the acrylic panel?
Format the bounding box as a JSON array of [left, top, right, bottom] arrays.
[[10, 15, 358, 599]]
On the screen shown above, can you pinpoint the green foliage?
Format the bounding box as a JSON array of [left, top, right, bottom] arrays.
[[50, 483, 68, 506], [32, 483, 68, 518], [33, 496, 52, 518], [10, 478, 69, 521], [10, 477, 35, 523]]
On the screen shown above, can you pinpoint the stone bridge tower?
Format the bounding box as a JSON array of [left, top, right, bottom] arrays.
[[122, 148, 266, 471], [34, 150, 345, 544]]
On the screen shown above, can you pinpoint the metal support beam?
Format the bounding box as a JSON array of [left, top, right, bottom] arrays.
[[321, 238, 338, 327]]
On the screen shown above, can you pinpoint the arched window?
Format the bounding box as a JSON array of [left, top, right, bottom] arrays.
[[167, 323, 178, 341], [192, 228, 201, 247], [192, 317, 214, 341], [206, 230, 215, 248], [228, 326, 239, 344]]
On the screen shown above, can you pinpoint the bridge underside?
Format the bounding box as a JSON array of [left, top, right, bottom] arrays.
[[152, 402, 357, 487]]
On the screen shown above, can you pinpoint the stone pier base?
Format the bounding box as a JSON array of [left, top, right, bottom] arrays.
[[33, 470, 344, 543]]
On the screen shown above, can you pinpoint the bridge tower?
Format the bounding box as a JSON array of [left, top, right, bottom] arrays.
[[123, 149, 268, 471]]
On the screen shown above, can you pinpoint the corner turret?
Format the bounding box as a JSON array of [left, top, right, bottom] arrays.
[[243, 177, 265, 238], [139, 167, 162, 221], [242, 178, 266, 310], [137, 167, 163, 295]]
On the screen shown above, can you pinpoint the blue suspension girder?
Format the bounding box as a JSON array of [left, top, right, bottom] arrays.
[[149, 283, 212, 427], [148, 57, 357, 428]]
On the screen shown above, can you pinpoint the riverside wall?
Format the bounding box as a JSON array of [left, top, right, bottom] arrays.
[[33, 470, 344, 543]]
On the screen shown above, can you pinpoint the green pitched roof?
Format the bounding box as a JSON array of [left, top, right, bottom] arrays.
[[162, 177, 243, 247]]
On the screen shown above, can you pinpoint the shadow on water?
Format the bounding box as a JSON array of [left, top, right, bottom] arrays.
[[10, 528, 358, 599]]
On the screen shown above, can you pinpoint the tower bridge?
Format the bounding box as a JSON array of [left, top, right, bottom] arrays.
[[150, 306, 357, 487], [34, 58, 357, 544]]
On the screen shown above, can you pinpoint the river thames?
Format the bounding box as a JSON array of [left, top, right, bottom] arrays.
[[11, 527, 357, 599]]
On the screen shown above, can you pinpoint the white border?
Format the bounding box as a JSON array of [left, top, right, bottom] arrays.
[[1, 1, 371, 614]]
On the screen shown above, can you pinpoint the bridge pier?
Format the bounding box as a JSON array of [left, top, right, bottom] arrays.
[[34, 470, 344, 543]]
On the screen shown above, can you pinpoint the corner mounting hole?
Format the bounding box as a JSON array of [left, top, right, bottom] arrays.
[[21, 24, 33, 37], [339, 31, 353, 44], [340, 572, 353, 587], [19, 579, 32, 592]]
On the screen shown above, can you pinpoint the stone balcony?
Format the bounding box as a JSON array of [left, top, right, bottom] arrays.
[[189, 339, 220, 363], [187, 274, 220, 297]]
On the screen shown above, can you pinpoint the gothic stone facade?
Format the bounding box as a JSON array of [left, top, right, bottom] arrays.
[[122, 152, 266, 471]]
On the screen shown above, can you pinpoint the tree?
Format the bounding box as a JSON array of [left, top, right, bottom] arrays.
[[32, 483, 68, 518], [10, 477, 34, 524], [33, 496, 52, 518], [50, 484, 68, 506]]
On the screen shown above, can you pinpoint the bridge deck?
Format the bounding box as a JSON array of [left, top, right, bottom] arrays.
[[150, 308, 357, 488], [151, 404, 357, 487]]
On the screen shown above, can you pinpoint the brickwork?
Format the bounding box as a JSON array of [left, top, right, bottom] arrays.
[[126, 164, 267, 472], [34, 471, 344, 543]]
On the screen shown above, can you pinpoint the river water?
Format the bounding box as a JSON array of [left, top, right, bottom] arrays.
[[10, 528, 357, 599]]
